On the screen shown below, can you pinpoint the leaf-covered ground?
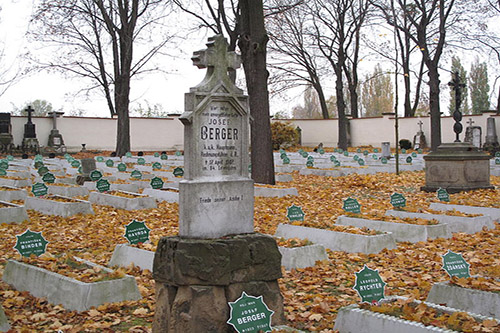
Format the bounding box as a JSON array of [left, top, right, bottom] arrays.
[[0, 169, 499, 331]]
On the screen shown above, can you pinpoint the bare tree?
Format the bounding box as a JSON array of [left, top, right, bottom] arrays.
[[311, 0, 369, 149], [267, 0, 331, 119], [29, 0, 173, 155]]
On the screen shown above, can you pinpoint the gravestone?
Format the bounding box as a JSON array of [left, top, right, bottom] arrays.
[[464, 118, 481, 149], [21, 106, 40, 153], [0, 113, 14, 153], [413, 120, 427, 150], [76, 158, 96, 185], [153, 35, 284, 333], [381, 142, 391, 159], [46, 111, 66, 153], [483, 116, 499, 155]]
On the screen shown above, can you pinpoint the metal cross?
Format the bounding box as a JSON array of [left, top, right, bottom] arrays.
[[25, 106, 34, 124], [467, 118, 474, 127], [417, 120, 423, 132], [448, 71, 466, 142]]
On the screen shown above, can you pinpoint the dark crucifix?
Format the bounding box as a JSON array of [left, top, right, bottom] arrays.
[[448, 71, 466, 142]]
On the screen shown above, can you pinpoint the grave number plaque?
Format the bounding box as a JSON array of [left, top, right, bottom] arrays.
[[6, 155, 13, 161], [318, 148, 325, 154], [34, 161, 44, 169], [96, 179, 111, 192], [14, 229, 49, 257], [71, 160, 80, 168], [154, 152, 160, 157], [334, 160, 341, 167], [411, 152, 417, 158], [406, 156, 413, 164], [32, 182, 48, 197], [381, 157, 388, 164], [343, 197, 361, 214], [358, 159, 365, 166], [374, 148, 379, 153], [175, 151, 182, 156], [124, 220, 150, 245], [152, 162, 162, 170], [227, 292, 274, 333], [390, 192, 406, 208], [126, 152, 132, 157], [442, 250, 470, 278], [137, 158, 146, 165], [437, 188, 450, 202], [343, 151, 349, 157], [160, 154, 168, 160], [496, 158, 500, 165], [418, 148, 423, 154], [96, 156, 104, 162], [286, 204, 305, 222], [150, 177, 164, 189], [42, 172, 56, 184], [282, 157, 290, 165], [173, 167, 184, 177], [130, 170, 142, 180], [0, 169, 6, 176], [306, 160, 314, 168], [0, 161, 8, 170], [353, 265, 387, 303], [117, 163, 127, 172], [90, 170, 103, 181], [37, 166, 49, 176], [105, 159, 114, 167]]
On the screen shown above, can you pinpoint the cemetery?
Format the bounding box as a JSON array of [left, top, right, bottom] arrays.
[[0, 14, 499, 333]]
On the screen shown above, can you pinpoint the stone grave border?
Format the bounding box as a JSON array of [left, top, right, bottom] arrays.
[[0, 200, 29, 224], [278, 244, 328, 270], [89, 190, 157, 211], [47, 184, 90, 197], [429, 203, 500, 223], [142, 188, 179, 203], [0, 186, 27, 202], [25, 195, 94, 217]]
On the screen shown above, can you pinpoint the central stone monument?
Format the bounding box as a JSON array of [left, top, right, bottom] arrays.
[[422, 72, 492, 193], [21, 106, 40, 154], [152, 35, 284, 332]]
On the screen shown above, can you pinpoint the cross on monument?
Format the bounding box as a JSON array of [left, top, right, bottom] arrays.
[[417, 120, 424, 132], [448, 71, 466, 142], [25, 106, 34, 124], [467, 118, 474, 127], [48, 111, 64, 130], [191, 35, 241, 88]]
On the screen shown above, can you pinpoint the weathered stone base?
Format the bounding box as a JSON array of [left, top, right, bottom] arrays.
[[152, 233, 285, 333], [422, 142, 493, 193]]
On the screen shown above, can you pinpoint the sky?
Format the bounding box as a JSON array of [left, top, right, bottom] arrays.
[[0, 1, 216, 117]]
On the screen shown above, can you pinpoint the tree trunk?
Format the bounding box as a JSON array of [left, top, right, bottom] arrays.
[[115, 74, 131, 156], [239, 0, 275, 185], [428, 66, 441, 151], [313, 81, 329, 119], [335, 64, 348, 150]]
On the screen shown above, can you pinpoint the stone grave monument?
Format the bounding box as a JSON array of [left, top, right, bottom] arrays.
[[413, 120, 427, 150], [483, 116, 499, 155], [422, 72, 492, 192], [464, 118, 482, 149], [152, 35, 284, 332], [46, 111, 66, 153], [21, 106, 40, 154], [381, 142, 391, 159], [0, 113, 14, 153]]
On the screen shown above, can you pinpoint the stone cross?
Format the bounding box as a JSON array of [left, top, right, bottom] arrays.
[[25, 106, 34, 124], [417, 120, 423, 132], [48, 111, 64, 130], [467, 118, 474, 127], [448, 71, 466, 142]]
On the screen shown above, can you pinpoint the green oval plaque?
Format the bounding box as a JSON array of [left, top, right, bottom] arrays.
[[402, 149, 407, 154], [353, 155, 359, 161], [130, 170, 142, 180], [318, 148, 325, 154], [411, 152, 417, 158], [117, 163, 127, 172], [90, 170, 103, 181], [353, 265, 387, 303], [14, 229, 49, 257], [173, 167, 184, 177], [227, 292, 274, 333], [442, 250, 470, 278], [343, 151, 349, 157], [32, 182, 48, 197], [150, 177, 164, 189], [42, 172, 56, 184], [358, 158, 365, 166], [96, 178, 110, 192], [124, 220, 150, 245], [343, 197, 361, 214]]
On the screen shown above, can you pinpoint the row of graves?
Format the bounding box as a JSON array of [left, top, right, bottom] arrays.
[[1, 35, 499, 332]]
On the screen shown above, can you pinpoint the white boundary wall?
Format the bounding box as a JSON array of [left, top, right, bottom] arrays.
[[8, 112, 500, 152]]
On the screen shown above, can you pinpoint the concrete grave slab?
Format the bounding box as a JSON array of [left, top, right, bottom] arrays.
[[2, 258, 141, 312], [0, 200, 29, 224], [0, 186, 27, 202], [336, 216, 451, 243], [254, 185, 298, 198], [275, 224, 396, 254], [108, 244, 154, 271], [0, 305, 9, 332], [278, 244, 328, 270], [386, 210, 495, 234], [25, 195, 94, 217], [142, 187, 179, 203], [47, 185, 90, 197], [430, 202, 500, 223], [89, 191, 157, 210]]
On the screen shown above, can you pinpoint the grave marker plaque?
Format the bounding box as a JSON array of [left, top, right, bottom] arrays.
[[442, 250, 470, 278], [227, 292, 274, 333], [150, 177, 164, 189], [42, 172, 56, 184], [353, 265, 387, 303], [286, 204, 305, 222], [178, 35, 253, 238], [14, 229, 49, 257], [124, 220, 150, 245], [32, 182, 48, 197]]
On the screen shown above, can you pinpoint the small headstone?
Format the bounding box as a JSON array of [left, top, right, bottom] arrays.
[[437, 188, 450, 202], [42, 172, 56, 184], [22, 106, 40, 153], [227, 292, 274, 333], [124, 220, 150, 245], [32, 182, 48, 197], [150, 177, 164, 189], [413, 120, 427, 150], [390, 192, 406, 208], [381, 142, 391, 159], [442, 250, 470, 278], [96, 178, 111, 192], [14, 229, 49, 257], [343, 197, 361, 214], [286, 204, 305, 222], [353, 265, 386, 303], [464, 120, 482, 149]]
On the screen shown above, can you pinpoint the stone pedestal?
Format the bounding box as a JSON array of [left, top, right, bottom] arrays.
[[152, 234, 285, 333], [381, 142, 391, 159], [421, 142, 493, 193]]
